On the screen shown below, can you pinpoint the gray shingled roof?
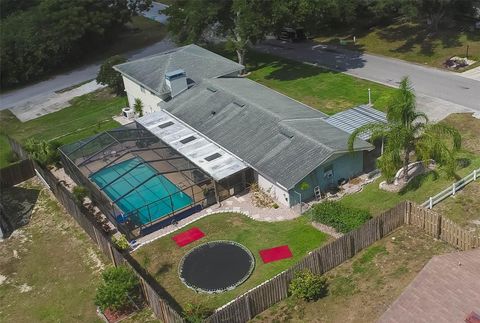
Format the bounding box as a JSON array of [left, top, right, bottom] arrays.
[[324, 105, 387, 140], [113, 44, 244, 97], [163, 78, 373, 190]]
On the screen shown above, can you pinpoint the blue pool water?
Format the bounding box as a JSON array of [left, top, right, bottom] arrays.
[[90, 157, 193, 226]]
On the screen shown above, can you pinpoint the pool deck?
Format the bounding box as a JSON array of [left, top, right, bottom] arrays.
[[132, 191, 302, 250]]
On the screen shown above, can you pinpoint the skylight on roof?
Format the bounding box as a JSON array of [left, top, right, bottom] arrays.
[[180, 136, 196, 144], [205, 153, 222, 161], [158, 121, 174, 129], [233, 101, 245, 107]]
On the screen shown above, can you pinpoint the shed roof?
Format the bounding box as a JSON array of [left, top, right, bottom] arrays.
[[163, 78, 373, 190], [379, 249, 480, 323], [113, 44, 244, 97], [324, 105, 387, 140]]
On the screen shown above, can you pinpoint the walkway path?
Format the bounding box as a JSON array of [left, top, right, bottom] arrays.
[[254, 40, 480, 116], [460, 66, 480, 81]]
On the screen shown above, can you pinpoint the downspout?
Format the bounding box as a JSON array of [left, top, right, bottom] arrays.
[[293, 190, 302, 213]]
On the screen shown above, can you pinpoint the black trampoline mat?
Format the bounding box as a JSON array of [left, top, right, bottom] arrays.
[[179, 241, 255, 293]]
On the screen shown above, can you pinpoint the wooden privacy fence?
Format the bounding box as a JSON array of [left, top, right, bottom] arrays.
[[5, 138, 186, 323], [0, 159, 35, 188], [8, 137, 479, 323], [407, 203, 480, 250], [207, 201, 479, 323], [206, 202, 408, 323]]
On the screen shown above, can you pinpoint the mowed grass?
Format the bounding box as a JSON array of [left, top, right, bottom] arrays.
[[246, 51, 397, 115], [340, 113, 480, 216], [0, 179, 106, 322], [0, 88, 124, 166], [132, 213, 330, 310], [315, 21, 480, 69], [253, 226, 454, 322]]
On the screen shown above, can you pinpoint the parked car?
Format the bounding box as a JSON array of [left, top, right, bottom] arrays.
[[276, 27, 307, 42]]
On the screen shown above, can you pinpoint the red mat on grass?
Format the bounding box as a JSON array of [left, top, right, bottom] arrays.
[[259, 245, 293, 263], [172, 227, 205, 247]]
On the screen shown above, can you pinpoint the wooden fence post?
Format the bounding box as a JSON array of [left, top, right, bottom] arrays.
[[245, 295, 252, 320]]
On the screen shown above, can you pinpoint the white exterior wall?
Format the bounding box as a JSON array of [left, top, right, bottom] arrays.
[[123, 76, 164, 114], [256, 173, 290, 207]]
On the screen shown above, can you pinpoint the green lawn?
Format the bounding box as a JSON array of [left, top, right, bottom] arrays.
[[315, 21, 480, 69], [0, 88, 124, 167], [132, 213, 330, 311], [253, 226, 454, 322], [246, 51, 397, 115], [340, 113, 480, 216]]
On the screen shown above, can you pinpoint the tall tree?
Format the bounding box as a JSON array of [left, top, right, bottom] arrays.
[[0, 0, 151, 87], [97, 55, 127, 96], [348, 77, 461, 182], [399, 0, 479, 31], [163, 0, 271, 70]]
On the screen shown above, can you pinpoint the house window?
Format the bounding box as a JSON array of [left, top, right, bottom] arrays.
[[205, 153, 221, 161], [180, 136, 196, 144], [323, 165, 334, 178]]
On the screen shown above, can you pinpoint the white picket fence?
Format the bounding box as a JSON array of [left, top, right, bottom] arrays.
[[421, 168, 480, 209]]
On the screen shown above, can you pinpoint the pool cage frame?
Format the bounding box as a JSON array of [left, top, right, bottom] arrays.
[[59, 122, 225, 240]]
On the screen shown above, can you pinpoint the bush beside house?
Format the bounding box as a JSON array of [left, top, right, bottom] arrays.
[[309, 201, 371, 233]]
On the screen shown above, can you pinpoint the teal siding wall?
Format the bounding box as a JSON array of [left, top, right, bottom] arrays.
[[289, 151, 364, 206]]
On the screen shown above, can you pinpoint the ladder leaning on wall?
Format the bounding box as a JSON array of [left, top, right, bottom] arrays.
[[314, 186, 322, 200]]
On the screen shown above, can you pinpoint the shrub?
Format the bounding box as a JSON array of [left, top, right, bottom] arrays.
[[72, 185, 89, 205], [95, 266, 139, 312], [96, 55, 127, 96], [24, 138, 62, 167], [112, 234, 130, 251], [182, 303, 212, 323], [289, 270, 328, 301], [309, 201, 371, 233], [133, 98, 144, 117]]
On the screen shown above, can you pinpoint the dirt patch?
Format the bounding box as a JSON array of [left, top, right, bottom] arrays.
[[0, 178, 108, 322], [252, 226, 454, 323], [442, 113, 480, 154]]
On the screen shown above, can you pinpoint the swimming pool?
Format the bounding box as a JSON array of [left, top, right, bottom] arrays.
[[90, 157, 193, 226]]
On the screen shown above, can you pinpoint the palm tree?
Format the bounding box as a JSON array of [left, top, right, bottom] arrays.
[[348, 77, 461, 183]]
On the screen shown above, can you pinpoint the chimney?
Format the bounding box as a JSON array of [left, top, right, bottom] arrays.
[[165, 69, 188, 98]]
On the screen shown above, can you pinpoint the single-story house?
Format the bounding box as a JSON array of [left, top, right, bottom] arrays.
[[112, 44, 384, 208]]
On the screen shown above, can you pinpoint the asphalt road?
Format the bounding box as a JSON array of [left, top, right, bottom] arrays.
[[0, 2, 172, 111], [255, 40, 480, 113]]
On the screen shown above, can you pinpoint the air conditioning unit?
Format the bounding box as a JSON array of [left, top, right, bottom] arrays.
[[122, 107, 135, 119]]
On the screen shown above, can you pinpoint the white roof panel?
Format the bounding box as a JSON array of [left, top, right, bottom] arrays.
[[136, 110, 248, 181]]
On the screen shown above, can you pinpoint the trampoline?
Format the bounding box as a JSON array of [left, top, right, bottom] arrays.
[[179, 241, 255, 293]]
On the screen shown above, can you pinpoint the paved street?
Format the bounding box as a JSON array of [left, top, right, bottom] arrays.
[[255, 40, 480, 113], [0, 2, 172, 111]]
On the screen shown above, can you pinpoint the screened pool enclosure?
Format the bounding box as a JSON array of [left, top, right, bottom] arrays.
[[59, 123, 230, 238]]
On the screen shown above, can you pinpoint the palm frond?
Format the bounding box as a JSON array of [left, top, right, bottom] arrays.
[[347, 122, 388, 151]]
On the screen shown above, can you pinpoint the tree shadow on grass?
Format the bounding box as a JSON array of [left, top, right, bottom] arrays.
[[398, 171, 439, 195], [154, 263, 173, 277], [377, 22, 464, 57], [0, 186, 40, 238], [249, 41, 367, 80]]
